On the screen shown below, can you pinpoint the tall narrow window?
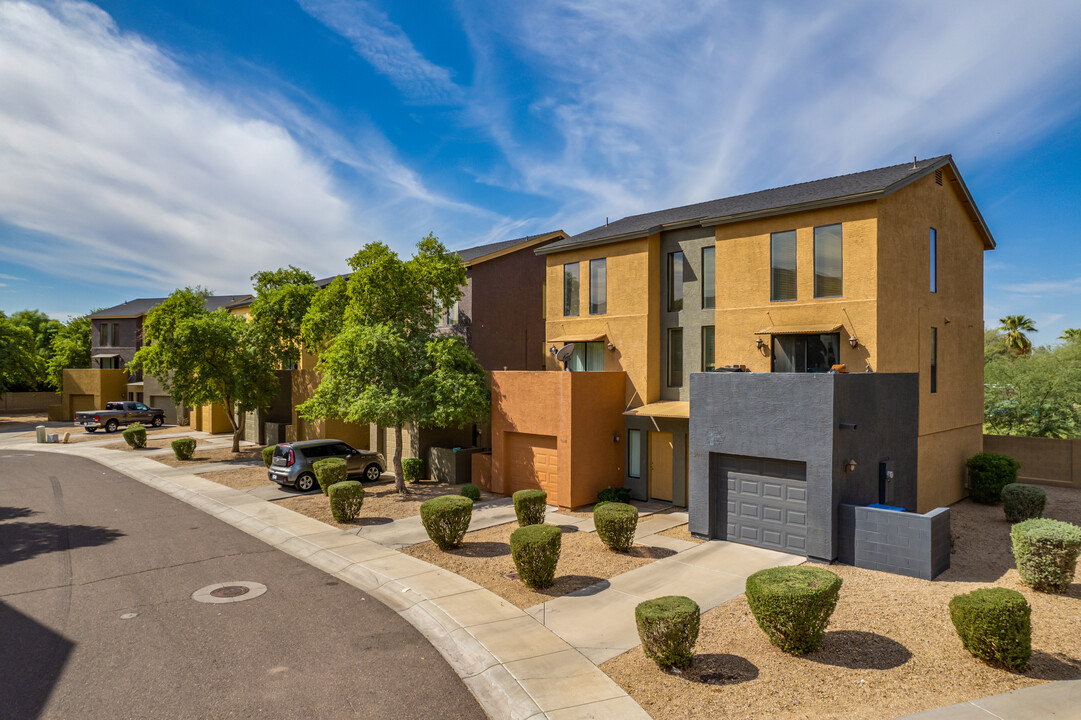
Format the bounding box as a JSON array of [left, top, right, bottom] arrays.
[[445, 299, 459, 326], [771, 230, 797, 301], [929, 228, 937, 293], [813, 224, 843, 298], [98, 322, 107, 347], [627, 428, 641, 478], [667, 251, 684, 311], [930, 327, 938, 394], [702, 326, 715, 372], [589, 258, 607, 315], [701, 246, 716, 309], [112, 323, 120, 346], [667, 327, 683, 387], [563, 262, 579, 316]]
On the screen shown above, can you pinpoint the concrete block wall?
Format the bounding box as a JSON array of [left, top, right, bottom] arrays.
[[838, 504, 950, 580]]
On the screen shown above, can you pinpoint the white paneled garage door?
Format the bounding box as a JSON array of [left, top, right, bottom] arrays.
[[714, 455, 807, 555]]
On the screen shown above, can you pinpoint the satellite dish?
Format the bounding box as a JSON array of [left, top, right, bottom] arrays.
[[555, 343, 576, 364]]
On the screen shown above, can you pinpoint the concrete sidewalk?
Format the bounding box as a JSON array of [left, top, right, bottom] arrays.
[[895, 678, 1081, 718]]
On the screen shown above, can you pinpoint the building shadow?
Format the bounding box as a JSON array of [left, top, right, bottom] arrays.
[[0, 521, 125, 567], [685, 653, 759, 685], [0, 506, 37, 521], [0, 600, 75, 719], [808, 630, 912, 670]]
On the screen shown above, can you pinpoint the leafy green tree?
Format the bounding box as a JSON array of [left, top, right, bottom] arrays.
[[1060, 328, 1081, 345], [248, 266, 318, 368], [3, 309, 61, 390], [130, 288, 278, 452], [984, 328, 1008, 364], [984, 342, 1081, 438], [0, 311, 43, 395], [46, 314, 93, 390], [299, 234, 489, 493], [998, 315, 1037, 357]]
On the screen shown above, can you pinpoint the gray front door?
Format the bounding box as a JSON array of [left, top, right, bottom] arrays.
[[713, 455, 807, 555]]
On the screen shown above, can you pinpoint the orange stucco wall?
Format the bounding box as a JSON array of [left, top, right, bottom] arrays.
[[61, 368, 128, 420]]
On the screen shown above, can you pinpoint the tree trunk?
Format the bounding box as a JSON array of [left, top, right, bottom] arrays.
[[226, 404, 244, 453], [393, 424, 407, 494]]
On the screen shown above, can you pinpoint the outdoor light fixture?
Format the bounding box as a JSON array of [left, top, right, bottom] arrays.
[[848, 335, 859, 349], [549, 345, 557, 355], [613, 432, 621, 443], [844, 459, 858, 473], [755, 337, 765, 350], [607, 341, 615, 351]]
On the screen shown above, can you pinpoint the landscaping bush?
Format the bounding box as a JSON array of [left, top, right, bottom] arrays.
[[949, 587, 1031, 671], [122, 422, 147, 449], [403, 458, 424, 483], [313, 457, 348, 495], [1002, 483, 1047, 523], [328, 480, 365, 522], [513, 489, 547, 526], [635, 595, 701, 670], [510, 524, 561, 588], [594, 502, 638, 552], [262, 446, 275, 468], [598, 487, 631, 504], [171, 438, 197, 461], [966, 452, 1021, 504], [460, 483, 481, 502], [420, 495, 473, 550], [1011, 518, 1081, 593], [745, 566, 842, 655]]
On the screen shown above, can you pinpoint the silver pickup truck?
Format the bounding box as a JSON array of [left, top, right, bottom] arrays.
[[75, 401, 166, 433]]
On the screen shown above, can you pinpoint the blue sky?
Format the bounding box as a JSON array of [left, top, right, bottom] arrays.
[[1, 0, 1080, 343]]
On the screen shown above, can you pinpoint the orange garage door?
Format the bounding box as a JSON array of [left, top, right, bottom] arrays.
[[505, 432, 559, 497], [70, 394, 96, 417]]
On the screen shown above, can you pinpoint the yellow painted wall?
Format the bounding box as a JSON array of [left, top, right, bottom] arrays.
[[288, 366, 370, 449], [196, 403, 233, 434], [61, 369, 128, 420]]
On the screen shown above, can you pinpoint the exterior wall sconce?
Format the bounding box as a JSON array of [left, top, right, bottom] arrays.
[[755, 337, 765, 350], [613, 432, 621, 443], [844, 459, 858, 473], [848, 336, 859, 349], [549, 346, 557, 355], [607, 341, 615, 351]]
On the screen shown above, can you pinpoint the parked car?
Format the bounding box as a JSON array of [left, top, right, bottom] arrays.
[[268, 439, 386, 492], [75, 401, 166, 433]]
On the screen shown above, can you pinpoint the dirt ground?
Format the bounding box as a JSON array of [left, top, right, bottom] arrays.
[[68, 425, 180, 444], [602, 487, 1081, 720], [153, 445, 262, 468], [198, 467, 274, 491], [657, 522, 705, 544], [403, 521, 677, 609], [0, 412, 48, 427]]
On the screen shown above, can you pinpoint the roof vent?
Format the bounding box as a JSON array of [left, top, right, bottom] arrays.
[[935, 169, 943, 186]]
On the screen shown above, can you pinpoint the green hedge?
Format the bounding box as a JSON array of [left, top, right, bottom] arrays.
[[313, 457, 348, 495], [635, 596, 701, 670], [262, 446, 275, 468], [510, 524, 561, 588], [122, 423, 147, 449], [460, 483, 481, 502], [328, 480, 365, 522], [420, 495, 473, 550], [513, 489, 547, 526], [403, 458, 424, 483], [1011, 518, 1081, 593], [1002, 483, 1046, 523], [171, 438, 197, 460], [598, 487, 631, 504], [595, 502, 638, 552], [949, 587, 1031, 671], [966, 452, 1021, 504], [746, 566, 842, 655]]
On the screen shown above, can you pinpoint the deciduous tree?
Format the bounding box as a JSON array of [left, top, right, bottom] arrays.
[[46, 314, 93, 390], [0, 311, 42, 394]]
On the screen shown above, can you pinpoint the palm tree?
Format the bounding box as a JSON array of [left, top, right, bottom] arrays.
[[998, 315, 1037, 356], [1060, 328, 1081, 345]]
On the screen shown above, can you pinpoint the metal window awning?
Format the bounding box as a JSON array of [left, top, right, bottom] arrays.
[[549, 333, 606, 343], [754, 324, 843, 336], [91, 352, 120, 359], [623, 401, 690, 419]]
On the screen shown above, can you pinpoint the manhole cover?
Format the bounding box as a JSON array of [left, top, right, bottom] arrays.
[[192, 581, 267, 604]]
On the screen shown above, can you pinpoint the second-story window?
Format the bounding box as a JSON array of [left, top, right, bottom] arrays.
[[813, 224, 843, 298], [445, 299, 459, 326], [668, 327, 683, 386], [112, 323, 119, 345], [930, 228, 938, 293], [98, 322, 107, 347], [702, 246, 715, 309], [589, 258, 607, 315], [568, 341, 604, 371], [702, 326, 715, 371], [563, 262, 580, 316], [771, 230, 797, 302], [930, 327, 938, 393], [668, 251, 684, 311]]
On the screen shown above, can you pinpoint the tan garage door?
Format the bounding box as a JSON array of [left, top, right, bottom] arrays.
[[70, 394, 96, 417], [150, 395, 177, 425], [505, 432, 558, 497]]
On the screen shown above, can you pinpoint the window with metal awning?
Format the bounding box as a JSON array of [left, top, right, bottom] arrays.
[[623, 401, 689, 420], [754, 323, 843, 336]]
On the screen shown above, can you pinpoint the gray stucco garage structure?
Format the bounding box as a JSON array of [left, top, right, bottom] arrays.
[[688, 372, 919, 562]]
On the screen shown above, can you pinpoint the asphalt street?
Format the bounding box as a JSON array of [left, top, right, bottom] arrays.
[[0, 450, 485, 719]]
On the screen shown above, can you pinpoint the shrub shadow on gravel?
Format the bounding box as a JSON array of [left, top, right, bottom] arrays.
[[449, 541, 511, 558], [1025, 650, 1081, 680], [808, 630, 912, 670], [683, 654, 759, 685]]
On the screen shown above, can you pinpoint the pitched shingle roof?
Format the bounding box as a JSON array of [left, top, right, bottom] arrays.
[[89, 294, 250, 318], [539, 155, 993, 253], [453, 230, 567, 265]]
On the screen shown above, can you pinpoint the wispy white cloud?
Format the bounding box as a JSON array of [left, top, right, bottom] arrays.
[[1001, 276, 1081, 297], [0, 273, 21, 281]]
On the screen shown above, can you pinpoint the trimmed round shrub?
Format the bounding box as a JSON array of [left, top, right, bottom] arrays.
[[122, 423, 147, 449], [261, 446, 275, 468], [328, 480, 365, 522], [402, 458, 424, 483], [949, 587, 1031, 671], [745, 566, 842, 655], [594, 502, 638, 552], [1011, 518, 1081, 593], [420, 495, 473, 550], [460, 483, 481, 502], [510, 524, 561, 588], [966, 452, 1021, 504], [513, 489, 547, 527], [1002, 483, 1046, 524], [171, 438, 197, 460], [635, 595, 701, 670], [313, 457, 348, 495]]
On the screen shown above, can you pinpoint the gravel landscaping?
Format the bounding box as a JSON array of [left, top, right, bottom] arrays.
[[153, 445, 262, 467], [403, 521, 678, 609], [602, 486, 1081, 720], [198, 467, 274, 491]]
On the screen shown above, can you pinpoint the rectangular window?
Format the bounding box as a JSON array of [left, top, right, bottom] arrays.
[[433, 295, 443, 325], [667, 327, 683, 387], [771, 230, 797, 301], [563, 263, 580, 316], [98, 322, 107, 347], [813, 224, 843, 298], [100, 357, 118, 369], [589, 258, 607, 315], [702, 326, 715, 372], [112, 323, 120, 346], [929, 228, 937, 293], [771, 333, 841, 373], [568, 341, 605, 371], [667, 251, 684, 311], [701, 246, 716, 309], [627, 428, 641, 478], [445, 299, 459, 326], [930, 327, 938, 394]]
